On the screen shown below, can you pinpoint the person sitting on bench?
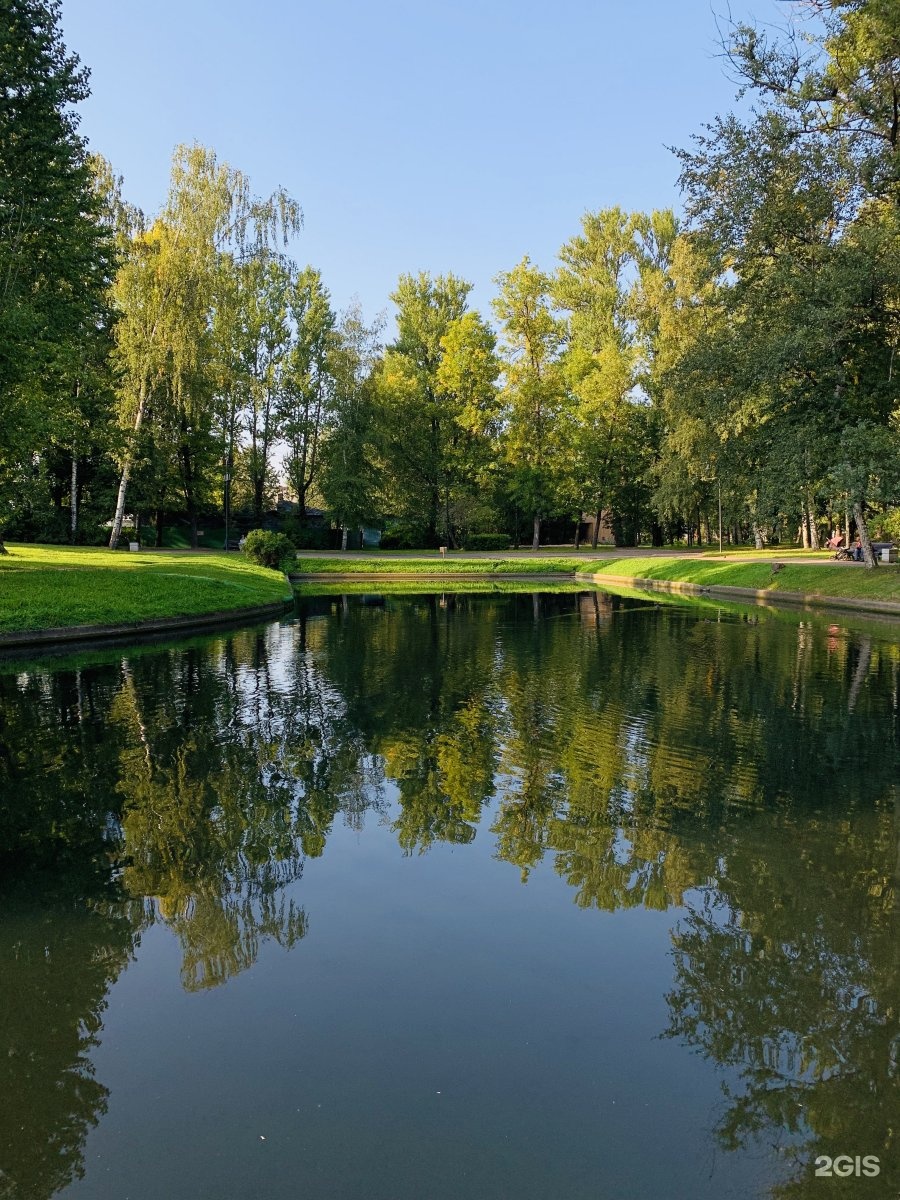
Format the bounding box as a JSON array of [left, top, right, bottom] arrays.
[[853, 536, 863, 561]]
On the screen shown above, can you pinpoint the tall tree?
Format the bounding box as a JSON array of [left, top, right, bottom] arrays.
[[280, 266, 337, 519], [0, 0, 111, 552], [108, 144, 300, 548], [235, 255, 292, 525], [667, 1, 900, 563], [435, 311, 502, 541], [377, 272, 471, 545], [319, 304, 383, 549], [554, 208, 661, 546], [493, 257, 569, 550]]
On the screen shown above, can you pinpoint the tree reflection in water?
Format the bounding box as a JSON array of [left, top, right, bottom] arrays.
[[0, 591, 896, 1197]]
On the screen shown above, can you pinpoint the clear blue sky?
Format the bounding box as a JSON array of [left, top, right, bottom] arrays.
[[62, 0, 784, 324]]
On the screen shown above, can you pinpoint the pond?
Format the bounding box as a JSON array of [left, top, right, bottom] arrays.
[[0, 590, 897, 1200]]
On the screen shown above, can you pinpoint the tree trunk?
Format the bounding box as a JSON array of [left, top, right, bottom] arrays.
[[181, 437, 199, 549], [110, 380, 148, 549], [70, 453, 78, 542], [853, 501, 878, 569], [427, 483, 440, 548], [532, 514, 541, 551], [800, 512, 809, 548], [155, 508, 164, 548], [341, 525, 348, 551], [807, 497, 820, 549], [752, 521, 764, 550], [443, 483, 458, 549], [844, 503, 851, 547], [574, 519, 581, 550], [591, 507, 601, 549]]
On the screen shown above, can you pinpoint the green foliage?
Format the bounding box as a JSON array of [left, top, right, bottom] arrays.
[[4, 0, 899, 583], [108, 144, 301, 549], [280, 518, 336, 550], [881, 506, 900, 540], [462, 533, 511, 551], [318, 304, 382, 534], [0, 0, 112, 546], [378, 526, 427, 550], [279, 266, 338, 518], [493, 258, 570, 548], [664, 3, 900, 562], [374, 272, 499, 546], [241, 529, 296, 572]]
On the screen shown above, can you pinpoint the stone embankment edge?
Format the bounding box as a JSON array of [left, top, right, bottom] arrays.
[[590, 572, 900, 618], [291, 568, 900, 615], [289, 572, 574, 583], [0, 593, 294, 652]]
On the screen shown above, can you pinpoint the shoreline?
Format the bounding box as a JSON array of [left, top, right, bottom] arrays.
[[4, 546, 899, 651], [0, 598, 294, 652], [586, 572, 900, 618], [289, 560, 900, 619], [0, 545, 295, 650]]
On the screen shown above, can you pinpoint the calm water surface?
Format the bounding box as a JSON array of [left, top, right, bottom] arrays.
[[0, 590, 898, 1200]]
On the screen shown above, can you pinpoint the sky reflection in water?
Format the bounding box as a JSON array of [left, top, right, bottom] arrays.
[[0, 590, 897, 1200]]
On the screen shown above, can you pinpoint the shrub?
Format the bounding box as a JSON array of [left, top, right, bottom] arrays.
[[379, 529, 423, 550], [241, 529, 297, 571], [881, 507, 900, 542], [281, 517, 340, 549], [462, 532, 511, 551]]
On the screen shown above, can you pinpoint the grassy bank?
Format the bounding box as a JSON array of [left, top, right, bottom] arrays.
[[293, 552, 900, 608], [294, 556, 585, 576], [293, 578, 589, 597], [590, 557, 900, 603], [0, 544, 293, 634]]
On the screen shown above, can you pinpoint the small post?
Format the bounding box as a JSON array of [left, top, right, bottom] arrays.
[[439, 545, 447, 560]]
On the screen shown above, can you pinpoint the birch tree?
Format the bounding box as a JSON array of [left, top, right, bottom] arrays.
[[108, 144, 300, 548]]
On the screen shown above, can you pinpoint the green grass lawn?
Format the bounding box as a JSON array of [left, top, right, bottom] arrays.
[[293, 553, 900, 606], [0, 544, 293, 633], [591, 556, 900, 602]]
